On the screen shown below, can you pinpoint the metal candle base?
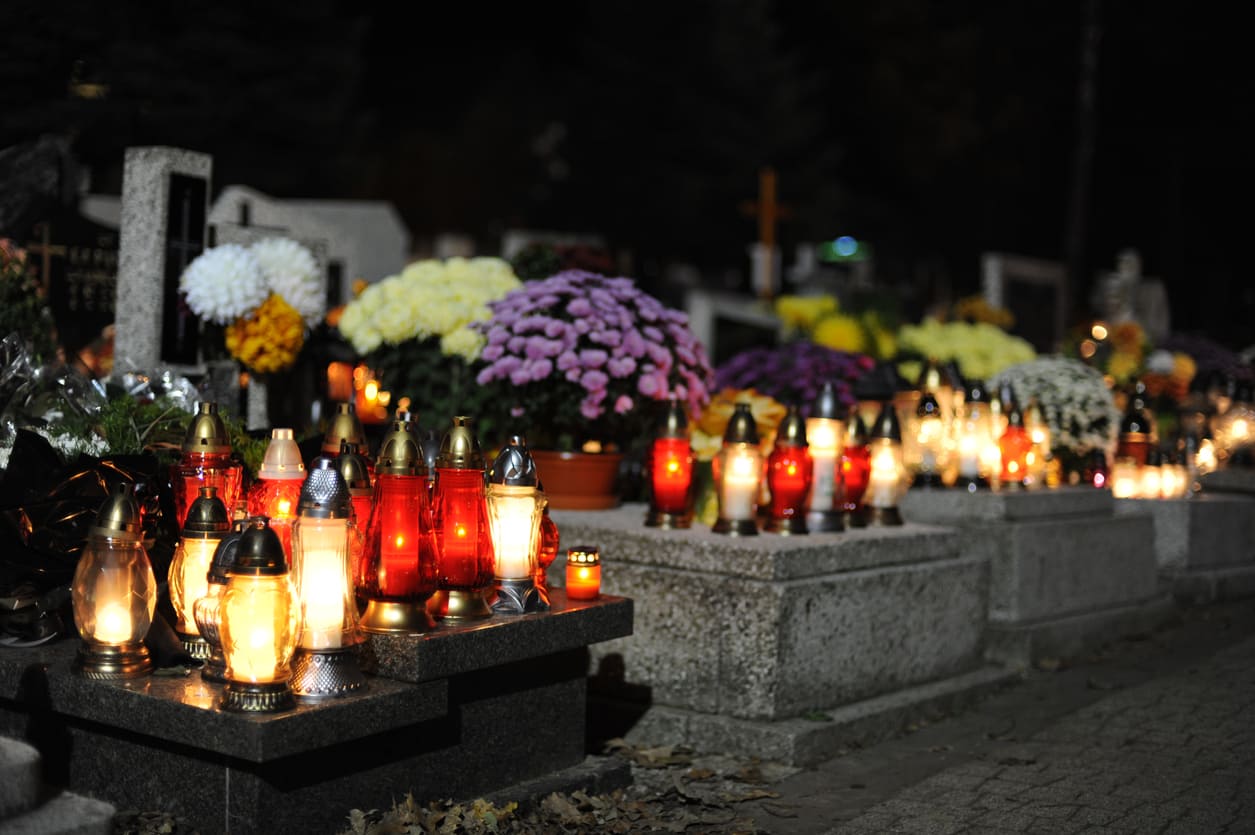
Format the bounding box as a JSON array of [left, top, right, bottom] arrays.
[[764, 515, 809, 535], [912, 472, 946, 488], [999, 478, 1028, 492], [644, 509, 693, 529], [867, 505, 904, 526], [221, 680, 296, 713], [806, 509, 845, 533], [200, 648, 227, 684], [491, 578, 549, 615], [291, 646, 367, 700], [954, 475, 990, 492], [430, 588, 493, 621], [712, 517, 759, 536], [843, 506, 868, 528], [73, 642, 153, 680], [360, 599, 437, 634], [176, 631, 212, 661]]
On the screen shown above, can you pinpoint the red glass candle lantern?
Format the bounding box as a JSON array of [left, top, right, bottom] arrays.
[[430, 416, 495, 621], [247, 428, 305, 559], [359, 417, 438, 633], [173, 402, 243, 529], [765, 406, 814, 534], [712, 402, 763, 536], [645, 398, 694, 529], [291, 460, 366, 698], [840, 412, 870, 528], [998, 395, 1033, 489], [71, 484, 158, 680], [486, 436, 548, 614], [334, 440, 374, 589], [169, 486, 231, 660], [565, 546, 602, 600], [535, 486, 560, 592], [805, 381, 846, 533]]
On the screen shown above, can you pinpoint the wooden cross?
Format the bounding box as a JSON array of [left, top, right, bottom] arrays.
[[739, 167, 793, 300], [25, 222, 66, 294]]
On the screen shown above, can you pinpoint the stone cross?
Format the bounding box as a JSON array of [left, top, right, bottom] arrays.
[[114, 147, 212, 373]]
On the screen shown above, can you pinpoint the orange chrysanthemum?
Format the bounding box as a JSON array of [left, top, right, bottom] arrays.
[[226, 293, 305, 374]]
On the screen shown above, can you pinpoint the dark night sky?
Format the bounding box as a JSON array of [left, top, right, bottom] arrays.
[[2, 0, 1251, 347]]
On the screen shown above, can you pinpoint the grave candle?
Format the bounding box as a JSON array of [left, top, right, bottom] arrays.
[[431, 416, 494, 621], [865, 401, 905, 526], [72, 484, 157, 679], [173, 402, 243, 529], [805, 381, 845, 532], [713, 402, 763, 536], [645, 398, 694, 528], [1138, 448, 1163, 499], [487, 436, 548, 614], [220, 518, 299, 712], [535, 495, 560, 592], [766, 406, 813, 534], [1116, 382, 1155, 466], [169, 486, 230, 658], [912, 392, 946, 488], [840, 411, 870, 527], [318, 401, 373, 478], [1110, 458, 1140, 498], [565, 546, 602, 600], [998, 395, 1032, 489], [194, 520, 246, 684], [334, 441, 374, 586], [247, 428, 305, 559], [954, 382, 994, 491]]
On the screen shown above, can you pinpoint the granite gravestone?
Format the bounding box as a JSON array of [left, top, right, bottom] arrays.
[[114, 147, 212, 372], [23, 211, 118, 358]]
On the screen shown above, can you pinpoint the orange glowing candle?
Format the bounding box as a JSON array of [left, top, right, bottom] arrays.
[[565, 546, 601, 600]]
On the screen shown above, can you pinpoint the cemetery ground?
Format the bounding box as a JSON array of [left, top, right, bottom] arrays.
[[109, 596, 1255, 835]]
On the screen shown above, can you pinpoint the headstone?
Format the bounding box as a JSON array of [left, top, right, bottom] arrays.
[[22, 210, 118, 356], [981, 251, 1067, 353], [1092, 248, 1171, 343], [115, 147, 212, 372]]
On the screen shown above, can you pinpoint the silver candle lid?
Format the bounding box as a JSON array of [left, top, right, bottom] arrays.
[[298, 459, 352, 519], [489, 435, 538, 486]]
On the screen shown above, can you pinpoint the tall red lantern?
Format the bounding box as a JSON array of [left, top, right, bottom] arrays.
[[839, 412, 870, 528], [334, 440, 374, 587], [247, 428, 305, 559], [645, 398, 694, 529], [765, 406, 814, 534], [998, 395, 1033, 489], [430, 416, 495, 621], [359, 417, 438, 633], [173, 402, 243, 528]]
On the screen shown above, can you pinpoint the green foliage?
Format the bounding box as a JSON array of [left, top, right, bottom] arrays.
[[0, 240, 57, 362], [508, 244, 563, 281], [58, 392, 187, 459]]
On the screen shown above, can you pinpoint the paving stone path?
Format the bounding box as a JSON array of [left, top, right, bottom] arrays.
[[828, 634, 1255, 835]]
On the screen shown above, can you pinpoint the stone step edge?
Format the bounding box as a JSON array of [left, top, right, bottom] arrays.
[[611, 664, 1019, 768], [0, 789, 115, 835], [985, 592, 1179, 665], [1, 735, 41, 819], [1167, 564, 1255, 606]]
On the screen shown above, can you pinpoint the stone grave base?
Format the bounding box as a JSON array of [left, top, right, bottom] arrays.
[[985, 592, 1178, 666]]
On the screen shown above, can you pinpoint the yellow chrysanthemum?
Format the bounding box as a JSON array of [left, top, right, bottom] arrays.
[[1107, 349, 1141, 383], [775, 294, 837, 333], [812, 314, 868, 354], [693, 388, 787, 461], [226, 293, 305, 374], [1171, 352, 1197, 385], [951, 295, 1015, 330]]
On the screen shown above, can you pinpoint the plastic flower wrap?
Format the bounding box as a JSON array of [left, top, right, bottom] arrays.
[[472, 270, 714, 448], [990, 357, 1119, 457], [714, 342, 873, 412], [225, 294, 305, 374], [897, 319, 1036, 383], [250, 237, 324, 326], [180, 244, 269, 325]]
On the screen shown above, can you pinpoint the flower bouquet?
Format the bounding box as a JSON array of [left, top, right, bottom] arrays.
[[714, 342, 873, 415], [989, 357, 1119, 464], [896, 319, 1036, 383], [337, 257, 521, 431], [472, 270, 714, 450]]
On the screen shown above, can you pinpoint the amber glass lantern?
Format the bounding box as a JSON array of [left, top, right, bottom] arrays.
[[359, 417, 438, 633], [954, 382, 993, 491], [247, 428, 305, 559], [194, 520, 246, 683], [1024, 400, 1053, 489], [169, 486, 231, 660], [912, 392, 947, 488], [866, 402, 906, 526], [219, 517, 300, 713], [1159, 449, 1189, 498], [1116, 382, 1155, 466], [805, 381, 846, 532], [1138, 448, 1163, 498], [840, 411, 871, 528], [711, 403, 763, 535], [173, 402, 243, 528], [485, 436, 549, 613], [764, 407, 814, 534], [430, 416, 495, 621], [1110, 458, 1140, 498], [998, 395, 1033, 490], [645, 398, 694, 529], [71, 484, 158, 680], [1215, 380, 1255, 461], [565, 546, 602, 600]]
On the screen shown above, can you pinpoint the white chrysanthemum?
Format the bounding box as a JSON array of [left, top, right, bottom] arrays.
[[251, 238, 324, 326], [180, 244, 268, 324]]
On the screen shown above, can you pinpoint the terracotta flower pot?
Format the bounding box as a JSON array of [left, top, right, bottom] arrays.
[[532, 450, 624, 510]]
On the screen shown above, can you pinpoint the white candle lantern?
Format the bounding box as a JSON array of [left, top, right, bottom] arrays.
[[713, 402, 763, 536]]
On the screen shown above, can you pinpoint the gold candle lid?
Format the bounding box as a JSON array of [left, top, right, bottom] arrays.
[[775, 406, 808, 448], [376, 419, 423, 476], [181, 486, 232, 539], [182, 402, 231, 454], [335, 440, 373, 493], [436, 416, 485, 469], [722, 402, 760, 445], [322, 402, 368, 456], [89, 483, 143, 542]]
